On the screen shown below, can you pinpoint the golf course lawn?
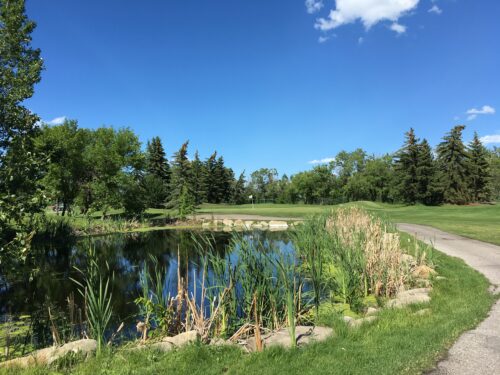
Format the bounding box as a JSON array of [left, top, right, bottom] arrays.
[[196, 202, 500, 245]]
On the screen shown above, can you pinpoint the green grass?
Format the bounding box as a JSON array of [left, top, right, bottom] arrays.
[[198, 202, 500, 245], [4, 234, 495, 375]]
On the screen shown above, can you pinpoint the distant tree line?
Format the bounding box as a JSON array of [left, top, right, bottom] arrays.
[[33, 120, 499, 220]]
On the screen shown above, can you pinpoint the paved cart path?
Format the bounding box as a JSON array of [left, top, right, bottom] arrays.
[[397, 223, 500, 375]]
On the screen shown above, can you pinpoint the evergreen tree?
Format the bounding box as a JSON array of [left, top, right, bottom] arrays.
[[203, 152, 219, 203], [436, 125, 470, 204], [394, 128, 420, 204], [168, 141, 195, 214], [468, 132, 491, 202], [190, 150, 206, 205], [146, 136, 170, 182], [490, 147, 500, 201], [216, 156, 233, 203], [232, 171, 247, 204], [416, 139, 442, 205]]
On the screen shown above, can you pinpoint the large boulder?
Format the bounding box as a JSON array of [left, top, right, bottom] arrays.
[[268, 221, 288, 229], [245, 326, 333, 352], [149, 330, 199, 352], [0, 339, 97, 369], [387, 288, 431, 308]]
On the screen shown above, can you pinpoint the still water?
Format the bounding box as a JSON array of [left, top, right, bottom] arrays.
[[0, 229, 293, 334]]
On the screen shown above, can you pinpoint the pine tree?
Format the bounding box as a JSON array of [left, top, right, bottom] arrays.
[[436, 125, 470, 204], [468, 132, 491, 202], [416, 139, 442, 205], [146, 136, 170, 182], [190, 150, 206, 205], [394, 128, 420, 204], [168, 141, 195, 214], [203, 152, 218, 203], [232, 171, 247, 204]]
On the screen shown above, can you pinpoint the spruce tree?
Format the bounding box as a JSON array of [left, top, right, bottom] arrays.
[[232, 171, 247, 204], [146, 136, 170, 182], [436, 125, 470, 204], [203, 152, 218, 203], [468, 132, 491, 202], [168, 141, 195, 215], [416, 139, 442, 205], [190, 150, 206, 205], [394, 128, 420, 204]]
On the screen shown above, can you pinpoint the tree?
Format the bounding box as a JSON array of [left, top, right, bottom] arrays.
[[489, 147, 500, 201], [0, 0, 45, 271], [394, 128, 420, 204], [436, 125, 470, 204], [468, 133, 491, 202], [79, 127, 144, 216], [36, 120, 89, 215], [232, 171, 247, 204], [416, 139, 442, 205], [168, 141, 196, 215], [146, 136, 170, 183], [144, 136, 170, 207], [190, 151, 206, 205]]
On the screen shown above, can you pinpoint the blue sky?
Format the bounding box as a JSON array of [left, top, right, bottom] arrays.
[[25, 0, 500, 176]]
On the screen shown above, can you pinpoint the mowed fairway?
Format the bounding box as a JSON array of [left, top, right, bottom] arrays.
[[197, 202, 500, 245]]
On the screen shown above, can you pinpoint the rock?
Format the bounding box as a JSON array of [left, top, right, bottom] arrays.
[[243, 221, 254, 229], [366, 307, 379, 316], [343, 316, 355, 324], [202, 221, 211, 228], [387, 288, 431, 308], [222, 219, 233, 227], [412, 265, 436, 279], [268, 221, 288, 229], [212, 219, 221, 227], [348, 316, 377, 328], [0, 339, 97, 369], [150, 330, 199, 352], [233, 219, 244, 227], [258, 221, 269, 227], [245, 326, 333, 352]]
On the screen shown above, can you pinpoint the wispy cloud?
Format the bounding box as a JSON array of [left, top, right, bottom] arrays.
[[466, 105, 495, 121], [46, 116, 67, 125], [318, 35, 330, 43], [309, 157, 335, 164], [314, 0, 419, 33], [305, 0, 324, 14], [428, 5, 442, 14], [479, 134, 500, 144], [390, 22, 407, 34]]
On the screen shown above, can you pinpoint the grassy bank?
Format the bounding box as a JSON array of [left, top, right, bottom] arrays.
[[4, 232, 496, 375], [198, 202, 500, 245]]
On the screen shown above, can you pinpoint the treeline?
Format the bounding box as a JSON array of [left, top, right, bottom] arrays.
[[244, 126, 498, 206], [35, 120, 242, 218], [35, 121, 499, 219]]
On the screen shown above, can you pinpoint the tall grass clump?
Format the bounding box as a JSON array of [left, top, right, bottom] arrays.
[[70, 245, 114, 354]]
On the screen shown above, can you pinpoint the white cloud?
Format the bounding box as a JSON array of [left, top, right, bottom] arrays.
[[305, 0, 324, 14], [46, 116, 67, 125], [318, 35, 330, 43], [428, 5, 442, 14], [309, 157, 336, 164], [358, 36, 364, 44], [466, 105, 495, 115], [314, 0, 419, 32], [479, 134, 500, 144], [466, 105, 495, 121], [390, 22, 406, 34]]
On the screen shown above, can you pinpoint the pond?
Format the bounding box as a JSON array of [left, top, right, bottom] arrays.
[[0, 229, 296, 349]]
